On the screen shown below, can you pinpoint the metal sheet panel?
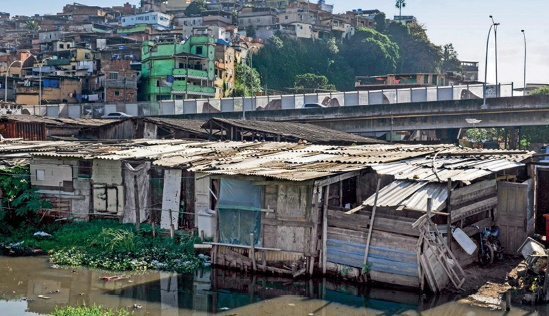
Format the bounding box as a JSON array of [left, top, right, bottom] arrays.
[[362, 181, 428, 207]]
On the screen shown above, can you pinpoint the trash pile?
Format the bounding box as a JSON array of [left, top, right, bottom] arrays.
[[507, 237, 549, 304]]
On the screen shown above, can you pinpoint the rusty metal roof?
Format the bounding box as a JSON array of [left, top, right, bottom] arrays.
[[203, 118, 384, 145]]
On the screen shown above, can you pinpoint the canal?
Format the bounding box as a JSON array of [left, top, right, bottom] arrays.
[[0, 256, 544, 315]]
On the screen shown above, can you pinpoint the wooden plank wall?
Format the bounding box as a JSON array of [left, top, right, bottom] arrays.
[[261, 184, 316, 255], [326, 208, 420, 287], [450, 179, 497, 221]]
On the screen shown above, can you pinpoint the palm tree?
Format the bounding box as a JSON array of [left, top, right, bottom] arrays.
[[395, 0, 406, 22], [25, 21, 40, 31]]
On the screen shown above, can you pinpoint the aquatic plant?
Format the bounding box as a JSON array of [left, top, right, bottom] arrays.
[[50, 303, 131, 316]]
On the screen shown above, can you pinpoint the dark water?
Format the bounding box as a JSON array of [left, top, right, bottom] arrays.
[[0, 256, 545, 316]]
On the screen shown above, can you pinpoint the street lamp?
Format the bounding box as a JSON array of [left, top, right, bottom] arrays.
[[37, 57, 53, 115], [490, 16, 499, 92], [483, 22, 495, 108], [249, 46, 259, 111], [522, 30, 527, 96], [4, 60, 21, 102]]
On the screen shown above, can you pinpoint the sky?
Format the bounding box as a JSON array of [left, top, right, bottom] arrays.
[[3, 0, 548, 86]]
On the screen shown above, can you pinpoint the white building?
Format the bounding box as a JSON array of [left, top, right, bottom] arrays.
[[121, 12, 172, 30]]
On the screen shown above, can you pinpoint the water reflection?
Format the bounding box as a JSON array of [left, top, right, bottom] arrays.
[[0, 256, 544, 316]]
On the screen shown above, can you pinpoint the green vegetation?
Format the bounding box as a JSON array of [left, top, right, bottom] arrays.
[[254, 19, 461, 92], [50, 304, 131, 316], [294, 73, 335, 92], [466, 128, 488, 143], [184, 0, 207, 16], [233, 60, 263, 97], [0, 166, 52, 236], [1, 220, 206, 273], [530, 86, 549, 96]]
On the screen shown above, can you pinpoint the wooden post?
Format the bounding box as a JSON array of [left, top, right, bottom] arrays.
[[201, 230, 205, 242], [134, 175, 140, 230], [261, 251, 266, 271], [152, 222, 156, 238], [322, 186, 329, 274], [363, 179, 381, 274], [446, 179, 453, 251], [250, 233, 256, 272], [543, 257, 549, 302], [169, 209, 174, 239]]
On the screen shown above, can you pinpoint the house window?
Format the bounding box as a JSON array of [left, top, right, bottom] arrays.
[[109, 72, 118, 80], [196, 46, 203, 55], [78, 160, 92, 178], [59, 44, 64, 49], [114, 91, 120, 96], [67, 44, 71, 48], [36, 169, 45, 181]]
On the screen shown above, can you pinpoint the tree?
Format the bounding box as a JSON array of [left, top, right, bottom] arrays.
[[294, 73, 336, 92], [341, 27, 400, 76], [440, 43, 461, 73], [374, 13, 387, 33], [530, 86, 549, 96], [25, 21, 40, 31], [395, 0, 406, 21], [185, 0, 206, 16], [233, 61, 262, 97], [246, 25, 256, 38], [466, 128, 488, 143], [385, 22, 442, 73]]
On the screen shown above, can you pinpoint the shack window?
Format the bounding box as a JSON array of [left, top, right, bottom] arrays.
[[36, 169, 45, 181], [78, 160, 92, 178], [218, 179, 262, 246]]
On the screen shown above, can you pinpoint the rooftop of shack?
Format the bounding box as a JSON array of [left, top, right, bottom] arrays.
[[203, 118, 384, 145]]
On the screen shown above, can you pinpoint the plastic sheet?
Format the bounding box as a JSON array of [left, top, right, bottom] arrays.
[[218, 179, 262, 246]]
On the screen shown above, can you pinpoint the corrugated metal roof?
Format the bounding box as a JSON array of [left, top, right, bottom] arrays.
[[363, 181, 428, 207], [399, 183, 450, 212]]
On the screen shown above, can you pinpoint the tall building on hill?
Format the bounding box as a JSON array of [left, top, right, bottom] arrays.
[[141, 35, 216, 101]]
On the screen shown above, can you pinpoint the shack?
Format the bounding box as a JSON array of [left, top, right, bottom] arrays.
[[202, 118, 384, 145], [0, 115, 106, 140], [26, 140, 536, 291], [80, 117, 208, 140]]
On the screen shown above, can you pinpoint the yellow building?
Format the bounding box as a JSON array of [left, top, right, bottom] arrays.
[[16, 77, 82, 105], [214, 45, 235, 98]]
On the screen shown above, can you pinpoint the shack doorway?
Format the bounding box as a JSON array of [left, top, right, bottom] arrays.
[[536, 168, 549, 235], [497, 180, 534, 254]]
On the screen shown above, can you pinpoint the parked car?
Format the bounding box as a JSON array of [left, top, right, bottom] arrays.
[[302, 103, 326, 109], [101, 112, 132, 119]]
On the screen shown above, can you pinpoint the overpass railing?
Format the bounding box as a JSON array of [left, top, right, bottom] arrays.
[[13, 83, 514, 118]]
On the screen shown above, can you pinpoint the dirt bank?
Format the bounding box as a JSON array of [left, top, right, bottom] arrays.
[[455, 257, 542, 310]]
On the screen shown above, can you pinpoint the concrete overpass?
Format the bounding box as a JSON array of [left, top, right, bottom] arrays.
[[163, 96, 549, 135]]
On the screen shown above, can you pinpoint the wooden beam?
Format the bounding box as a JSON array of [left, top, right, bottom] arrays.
[[206, 242, 282, 251], [446, 179, 453, 251], [322, 185, 329, 274], [314, 171, 361, 188], [363, 178, 381, 274], [250, 233, 256, 272]]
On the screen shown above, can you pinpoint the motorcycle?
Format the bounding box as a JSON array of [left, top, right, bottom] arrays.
[[470, 225, 504, 266]]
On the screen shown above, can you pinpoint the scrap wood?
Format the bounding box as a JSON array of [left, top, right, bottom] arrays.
[[101, 275, 129, 282]]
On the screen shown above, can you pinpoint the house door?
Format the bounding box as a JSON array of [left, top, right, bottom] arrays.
[[497, 181, 533, 254]]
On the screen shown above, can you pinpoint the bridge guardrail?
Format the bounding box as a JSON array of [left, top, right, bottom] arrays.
[[15, 83, 514, 118]]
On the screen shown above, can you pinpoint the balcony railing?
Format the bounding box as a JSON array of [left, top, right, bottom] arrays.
[[173, 68, 208, 79]]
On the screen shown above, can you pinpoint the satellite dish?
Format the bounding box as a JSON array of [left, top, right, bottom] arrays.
[[465, 118, 482, 124]]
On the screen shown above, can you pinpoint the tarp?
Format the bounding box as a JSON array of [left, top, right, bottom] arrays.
[[123, 162, 150, 224], [218, 179, 262, 211], [218, 179, 262, 246]]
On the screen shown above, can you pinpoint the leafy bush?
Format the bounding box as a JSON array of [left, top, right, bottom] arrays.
[[0, 166, 52, 229], [50, 304, 131, 316]]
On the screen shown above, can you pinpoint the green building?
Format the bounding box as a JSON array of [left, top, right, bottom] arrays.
[[141, 36, 216, 101]]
